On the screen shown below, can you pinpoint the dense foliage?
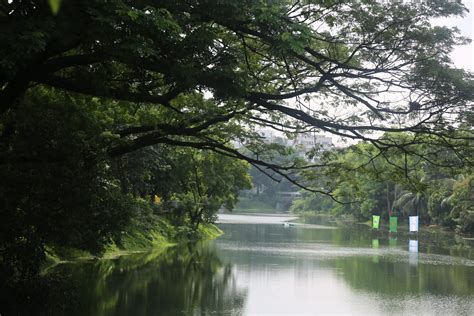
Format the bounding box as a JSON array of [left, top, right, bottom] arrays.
[[291, 134, 474, 234], [1, 0, 472, 173], [0, 88, 250, 282]]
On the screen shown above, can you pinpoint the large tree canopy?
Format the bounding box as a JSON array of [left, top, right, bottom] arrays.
[[1, 0, 474, 286], [1, 0, 473, 193]]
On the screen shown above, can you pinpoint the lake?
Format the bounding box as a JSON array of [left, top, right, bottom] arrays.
[[44, 214, 474, 315]]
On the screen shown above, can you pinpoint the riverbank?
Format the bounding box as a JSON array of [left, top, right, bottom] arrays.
[[42, 216, 223, 270], [298, 212, 474, 241], [1, 216, 223, 315]]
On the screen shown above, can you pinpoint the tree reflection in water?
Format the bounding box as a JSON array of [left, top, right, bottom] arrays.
[[49, 242, 246, 315], [3, 222, 474, 315]]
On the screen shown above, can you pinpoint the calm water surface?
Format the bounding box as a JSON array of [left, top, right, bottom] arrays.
[[52, 214, 474, 315]]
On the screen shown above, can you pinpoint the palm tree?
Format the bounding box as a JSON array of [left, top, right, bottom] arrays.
[[393, 190, 428, 219]]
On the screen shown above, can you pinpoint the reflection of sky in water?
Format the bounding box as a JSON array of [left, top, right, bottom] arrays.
[[216, 240, 474, 267], [220, 248, 474, 315], [41, 214, 474, 316], [217, 213, 298, 224], [214, 215, 474, 315]]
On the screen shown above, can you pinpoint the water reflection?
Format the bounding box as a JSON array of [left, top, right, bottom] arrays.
[[7, 218, 474, 315], [372, 239, 380, 263], [409, 239, 419, 266], [52, 243, 247, 315], [215, 222, 474, 314], [388, 233, 397, 247]]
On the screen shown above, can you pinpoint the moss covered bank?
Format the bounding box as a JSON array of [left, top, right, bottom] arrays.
[[43, 215, 223, 270]]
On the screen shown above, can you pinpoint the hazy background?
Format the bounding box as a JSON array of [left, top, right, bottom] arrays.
[[437, 0, 474, 71]]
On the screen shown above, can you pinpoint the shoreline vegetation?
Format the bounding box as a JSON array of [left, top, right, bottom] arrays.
[[42, 217, 223, 272], [297, 212, 474, 239], [227, 207, 474, 239], [40, 206, 472, 272], [1, 214, 223, 315]]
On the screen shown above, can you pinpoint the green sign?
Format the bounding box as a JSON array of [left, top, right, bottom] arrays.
[[372, 215, 380, 229], [389, 216, 398, 232]]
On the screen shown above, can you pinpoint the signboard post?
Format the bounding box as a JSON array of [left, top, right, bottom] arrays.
[[409, 216, 419, 232], [372, 215, 380, 229], [389, 216, 397, 232]]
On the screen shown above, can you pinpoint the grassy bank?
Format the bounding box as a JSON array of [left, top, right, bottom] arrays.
[[42, 215, 223, 270], [3, 215, 223, 315]]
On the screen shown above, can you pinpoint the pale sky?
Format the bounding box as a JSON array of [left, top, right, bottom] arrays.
[[434, 0, 474, 71]]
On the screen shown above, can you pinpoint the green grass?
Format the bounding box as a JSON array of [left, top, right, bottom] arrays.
[[41, 216, 223, 272], [198, 223, 223, 239]]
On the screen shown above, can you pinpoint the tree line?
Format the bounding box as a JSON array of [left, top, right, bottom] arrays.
[[291, 133, 473, 234]]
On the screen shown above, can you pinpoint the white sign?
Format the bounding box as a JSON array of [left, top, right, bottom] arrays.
[[409, 216, 419, 232]]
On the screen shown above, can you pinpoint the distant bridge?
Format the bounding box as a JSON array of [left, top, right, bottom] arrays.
[[275, 191, 301, 211]]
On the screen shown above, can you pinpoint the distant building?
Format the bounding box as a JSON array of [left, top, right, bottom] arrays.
[[231, 129, 333, 157], [293, 133, 332, 151], [258, 129, 332, 152]]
